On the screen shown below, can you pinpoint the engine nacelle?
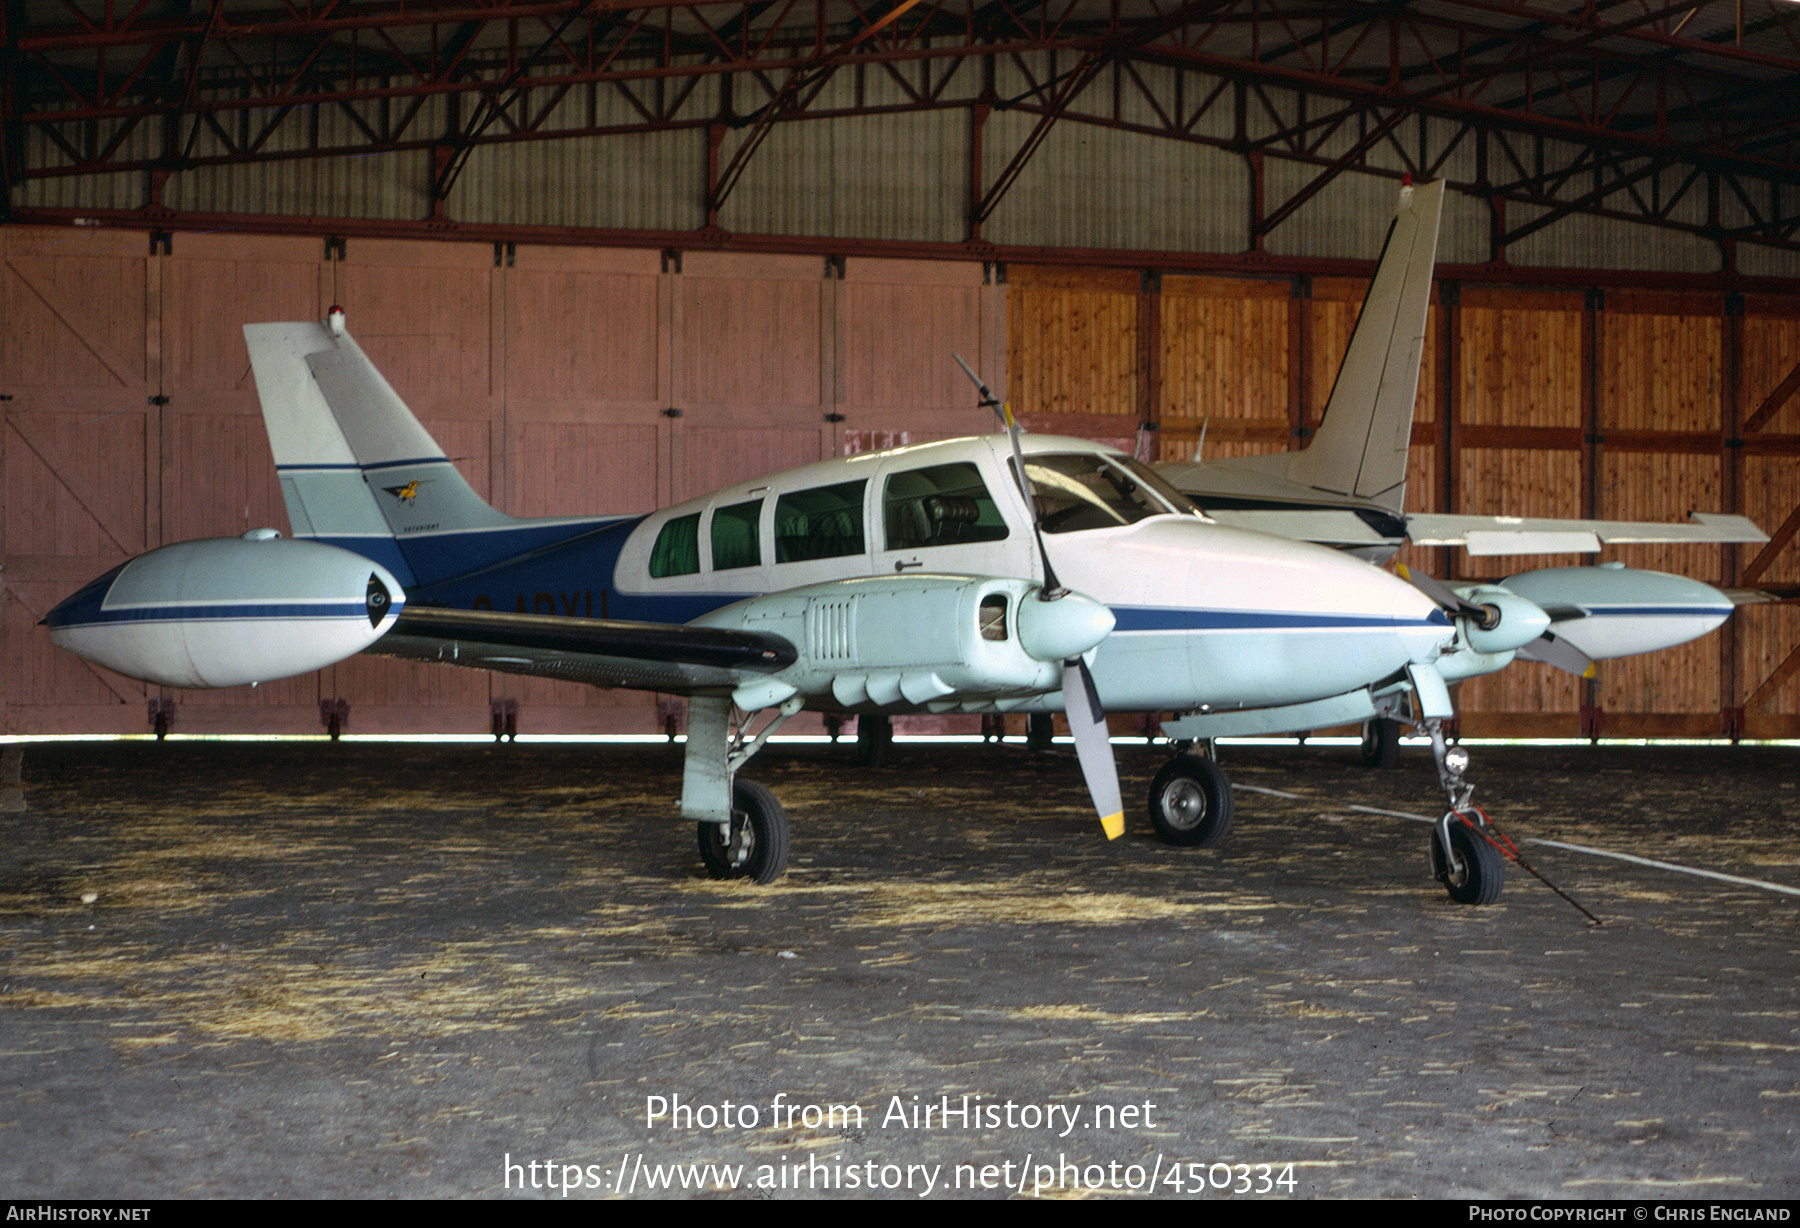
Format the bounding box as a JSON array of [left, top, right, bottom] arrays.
[[1434, 646, 1517, 684], [692, 574, 1114, 711], [45, 533, 405, 688], [1501, 563, 1733, 660]]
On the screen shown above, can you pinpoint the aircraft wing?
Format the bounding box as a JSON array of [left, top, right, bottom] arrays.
[[370, 606, 798, 694], [1724, 585, 1800, 606], [1202, 509, 1397, 549], [1404, 511, 1767, 555]]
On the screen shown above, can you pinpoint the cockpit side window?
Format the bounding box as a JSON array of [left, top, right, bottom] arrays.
[[883, 462, 1011, 551], [774, 480, 866, 562], [1025, 453, 1196, 534], [648, 512, 702, 577], [710, 499, 763, 571]]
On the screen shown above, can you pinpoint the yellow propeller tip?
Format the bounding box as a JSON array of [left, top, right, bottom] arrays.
[[1583, 664, 1597, 679], [1396, 563, 1412, 580], [1101, 813, 1125, 840]]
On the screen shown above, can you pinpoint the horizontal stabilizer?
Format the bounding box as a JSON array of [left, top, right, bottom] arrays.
[[1407, 511, 1768, 554]]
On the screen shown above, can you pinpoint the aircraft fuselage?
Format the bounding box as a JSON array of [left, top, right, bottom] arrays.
[[369, 435, 1453, 715]]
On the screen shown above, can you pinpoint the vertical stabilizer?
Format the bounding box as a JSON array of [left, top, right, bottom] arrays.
[[1285, 179, 1445, 511], [245, 317, 597, 588]]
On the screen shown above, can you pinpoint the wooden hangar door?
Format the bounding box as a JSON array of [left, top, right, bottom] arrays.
[[833, 257, 1003, 454], [155, 231, 335, 734], [1, 226, 158, 735]]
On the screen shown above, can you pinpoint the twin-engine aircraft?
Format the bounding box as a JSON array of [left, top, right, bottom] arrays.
[[46, 306, 1544, 900], [44, 182, 1759, 910]]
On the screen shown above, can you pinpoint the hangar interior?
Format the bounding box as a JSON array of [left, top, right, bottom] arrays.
[[4, 0, 1800, 738]]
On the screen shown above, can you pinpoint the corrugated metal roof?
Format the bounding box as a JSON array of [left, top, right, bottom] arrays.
[[981, 111, 1248, 253], [1506, 204, 1721, 274], [722, 109, 967, 242], [165, 150, 433, 220], [452, 132, 708, 231]]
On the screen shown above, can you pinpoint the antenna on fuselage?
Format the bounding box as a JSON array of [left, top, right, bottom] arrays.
[[952, 353, 1012, 431]]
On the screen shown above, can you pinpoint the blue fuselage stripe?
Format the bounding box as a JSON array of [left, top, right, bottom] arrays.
[[63, 602, 372, 625], [1568, 605, 1733, 618], [1111, 607, 1448, 632], [276, 457, 449, 473]]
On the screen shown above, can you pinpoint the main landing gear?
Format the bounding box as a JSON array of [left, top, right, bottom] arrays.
[[1146, 707, 1507, 907], [683, 695, 798, 885], [1146, 751, 1235, 847], [856, 712, 892, 768], [697, 779, 790, 884], [1359, 717, 1402, 768]]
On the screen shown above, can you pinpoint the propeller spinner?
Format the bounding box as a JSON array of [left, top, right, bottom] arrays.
[[1396, 564, 1591, 676]]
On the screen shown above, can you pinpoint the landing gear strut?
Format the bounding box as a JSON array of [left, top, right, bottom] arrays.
[[1423, 716, 1504, 905], [685, 695, 799, 884], [856, 712, 892, 767]]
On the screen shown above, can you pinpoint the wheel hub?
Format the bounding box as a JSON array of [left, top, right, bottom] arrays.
[[1160, 779, 1208, 830], [724, 815, 754, 867]]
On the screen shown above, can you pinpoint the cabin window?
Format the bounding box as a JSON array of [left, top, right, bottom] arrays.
[[883, 462, 1011, 551], [774, 481, 866, 562], [648, 512, 701, 577], [1024, 454, 1196, 534], [710, 499, 763, 571]]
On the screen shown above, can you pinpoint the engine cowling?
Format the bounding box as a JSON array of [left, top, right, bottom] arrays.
[[1451, 584, 1552, 655], [45, 533, 405, 688], [1501, 563, 1733, 660], [692, 574, 1114, 711]]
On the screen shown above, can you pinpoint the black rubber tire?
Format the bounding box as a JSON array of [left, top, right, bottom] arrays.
[[1026, 713, 1055, 752], [1146, 755, 1236, 848], [856, 713, 892, 768], [1430, 820, 1505, 906], [698, 780, 789, 884], [1360, 717, 1401, 768]]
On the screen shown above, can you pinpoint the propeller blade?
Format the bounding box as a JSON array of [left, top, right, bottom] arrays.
[[1516, 630, 1597, 678], [955, 352, 1113, 831], [1062, 658, 1124, 840], [1395, 562, 1483, 617]]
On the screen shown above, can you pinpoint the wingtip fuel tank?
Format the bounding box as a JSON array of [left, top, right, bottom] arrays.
[[1499, 564, 1733, 661], [45, 534, 405, 689]]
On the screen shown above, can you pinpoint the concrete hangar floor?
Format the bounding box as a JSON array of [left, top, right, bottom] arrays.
[[1, 737, 1795, 1200]]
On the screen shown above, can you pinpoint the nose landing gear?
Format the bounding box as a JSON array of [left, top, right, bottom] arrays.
[[1430, 810, 1505, 905], [1424, 716, 1506, 906]]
